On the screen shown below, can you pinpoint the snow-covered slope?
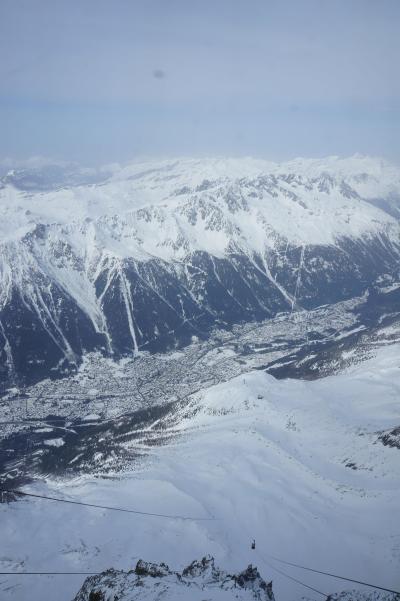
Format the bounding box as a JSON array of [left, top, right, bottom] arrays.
[[1, 344, 399, 601], [1, 155, 400, 387], [2, 155, 400, 251]]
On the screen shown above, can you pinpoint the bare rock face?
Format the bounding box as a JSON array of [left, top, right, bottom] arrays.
[[378, 426, 400, 449], [326, 591, 400, 601], [72, 555, 275, 601]]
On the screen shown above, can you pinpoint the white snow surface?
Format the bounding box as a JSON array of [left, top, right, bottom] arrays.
[[1, 155, 399, 253], [1, 344, 399, 601], [43, 438, 65, 448]]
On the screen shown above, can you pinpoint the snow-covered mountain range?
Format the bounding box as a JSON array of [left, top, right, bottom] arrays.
[[1, 155, 400, 387]]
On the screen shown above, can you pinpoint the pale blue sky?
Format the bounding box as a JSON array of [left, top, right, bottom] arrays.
[[0, 0, 399, 165]]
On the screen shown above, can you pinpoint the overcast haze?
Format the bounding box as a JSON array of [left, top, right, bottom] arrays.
[[0, 0, 399, 166]]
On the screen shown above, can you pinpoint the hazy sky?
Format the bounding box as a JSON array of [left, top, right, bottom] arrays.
[[0, 0, 399, 165]]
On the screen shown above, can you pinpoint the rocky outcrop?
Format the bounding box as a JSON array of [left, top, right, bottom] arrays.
[[72, 556, 275, 601], [72, 557, 400, 601], [327, 590, 400, 601]]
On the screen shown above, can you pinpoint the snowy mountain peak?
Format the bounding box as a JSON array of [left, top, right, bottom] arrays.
[[72, 556, 275, 601], [1, 155, 399, 250]]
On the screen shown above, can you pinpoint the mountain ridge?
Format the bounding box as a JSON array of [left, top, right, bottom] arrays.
[[1, 156, 399, 387]]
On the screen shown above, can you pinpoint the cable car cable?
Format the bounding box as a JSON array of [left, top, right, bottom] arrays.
[[2, 489, 216, 522]]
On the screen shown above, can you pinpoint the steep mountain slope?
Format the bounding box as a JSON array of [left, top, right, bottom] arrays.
[[1, 156, 400, 387]]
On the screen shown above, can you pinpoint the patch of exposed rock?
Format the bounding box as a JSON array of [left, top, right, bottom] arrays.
[[72, 556, 275, 601]]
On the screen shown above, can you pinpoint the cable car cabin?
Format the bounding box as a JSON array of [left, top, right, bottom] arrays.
[[251, 539, 256, 550]]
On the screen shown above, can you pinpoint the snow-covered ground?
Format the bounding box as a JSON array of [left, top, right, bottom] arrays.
[[1, 155, 399, 256], [1, 344, 399, 601]]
